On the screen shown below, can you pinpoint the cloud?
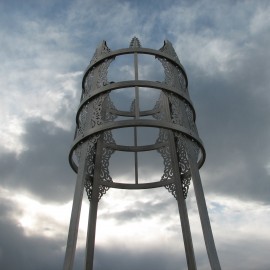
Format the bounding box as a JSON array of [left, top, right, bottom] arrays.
[[147, 1, 270, 205], [1, 0, 270, 269], [188, 30, 270, 203], [0, 21, 82, 152], [0, 194, 65, 270], [0, 118, 75, 202], [206, 195, 270, 270]]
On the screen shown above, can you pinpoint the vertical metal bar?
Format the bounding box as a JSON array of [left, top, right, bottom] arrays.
[[63, 145, 88, 270], [134, 127, 138, 184], [134, 52, 139, 184], [167, 134, 197, 270], [84, 194, 99, 270], [162, 95, 197, 270], [84, 138, 104, 270], [188, 158, 221, 270]]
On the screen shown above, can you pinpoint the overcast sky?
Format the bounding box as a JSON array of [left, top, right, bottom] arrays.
[[1, 0, 270, 269]]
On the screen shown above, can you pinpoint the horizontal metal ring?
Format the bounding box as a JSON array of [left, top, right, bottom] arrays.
[[108, 108, 160, 117], [82, 47, 188, 88], [76, 80, 196, 126], [100, 178, 175, 189], [105, 142, 167, 152], [69, 119, 206, 172]]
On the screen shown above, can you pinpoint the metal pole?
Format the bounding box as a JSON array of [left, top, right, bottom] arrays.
[[188, 158, 221, 270], [84, 138, 103, 270], [175, 184, 197, 270], [163, 94, 197, 270], [168, 132, 197, 270], [134, 52, 139, 184], [63, 145, 88, 270], [84, 185, 99, 270]]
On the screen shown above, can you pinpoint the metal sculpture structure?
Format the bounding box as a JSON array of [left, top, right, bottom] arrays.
[[63, 37, 221, 270]]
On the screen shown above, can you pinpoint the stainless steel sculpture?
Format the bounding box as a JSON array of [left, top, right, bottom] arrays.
[[63, 37, 221, 270]]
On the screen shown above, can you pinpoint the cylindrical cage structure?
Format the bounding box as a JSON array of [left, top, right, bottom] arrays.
[[69, 37, 205, 200], [64, 37, 221, 270]]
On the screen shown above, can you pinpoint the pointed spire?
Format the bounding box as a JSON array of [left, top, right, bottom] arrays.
[[90, 41, 111, 65], [129, 36, 141, 48], [159, 40, 180, 65]]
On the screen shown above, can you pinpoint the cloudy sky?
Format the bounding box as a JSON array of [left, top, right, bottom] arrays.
[[1, 0, 270, 269]]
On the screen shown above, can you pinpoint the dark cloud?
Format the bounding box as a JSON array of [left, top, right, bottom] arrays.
[[65, 235, 208, 270], [218, 238, 270, 270], [0, 118, 75, 202], [94, 245, 189, 270], [186, 31, 270, 203]]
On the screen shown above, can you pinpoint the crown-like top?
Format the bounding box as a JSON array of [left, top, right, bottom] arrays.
[[129, 36, 141, 48]]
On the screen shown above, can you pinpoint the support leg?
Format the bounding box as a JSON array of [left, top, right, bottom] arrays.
[[84, 180, 99, 270], [174, 178, 197, 270], [189, 159, 221, 270], [84, 138, 104, 270], [168, 131, 197, 270], [63, 146, 88, 270]]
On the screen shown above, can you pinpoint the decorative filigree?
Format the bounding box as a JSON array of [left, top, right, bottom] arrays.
[[84, 135, 100, 200], [181, 134, 200, 165], [156, 128, 168, 144], [98, 131, 115, 200], [77, 104, 88, 134], [157, 57, 186, 92], [130, 37, 141, 48], [167, 93, 190, 128], [84, 95, 117, 201], [156, 128, 194, 199], [85, 131, 115, 201], [176, 67, 187, 91], [77, 94, 107, 137], [155, 129, 177, 199], [174, 132, 201, 198], [83, 58, 114, 100], [74, 129, 83, 161], [105, 95, 118, 122], [152, 93, 166, 120], [159, 40, 180, 64], [157, 133, 172, 180], [130, 99, 135, 113], [185, 102, 197, 134], [95, 96, 118, 200], [101, 132, 115, 182], [174, 133, 192, 198], [83, 69, 95, 98], [159, 145, 177, 199], [90, 41, 111, 66], [96, 58, 114, 89], [79, 92, 116, 138], [81, 41, 113, 100], [86, 135, 100, 173], [157, 41, 188, 91]]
